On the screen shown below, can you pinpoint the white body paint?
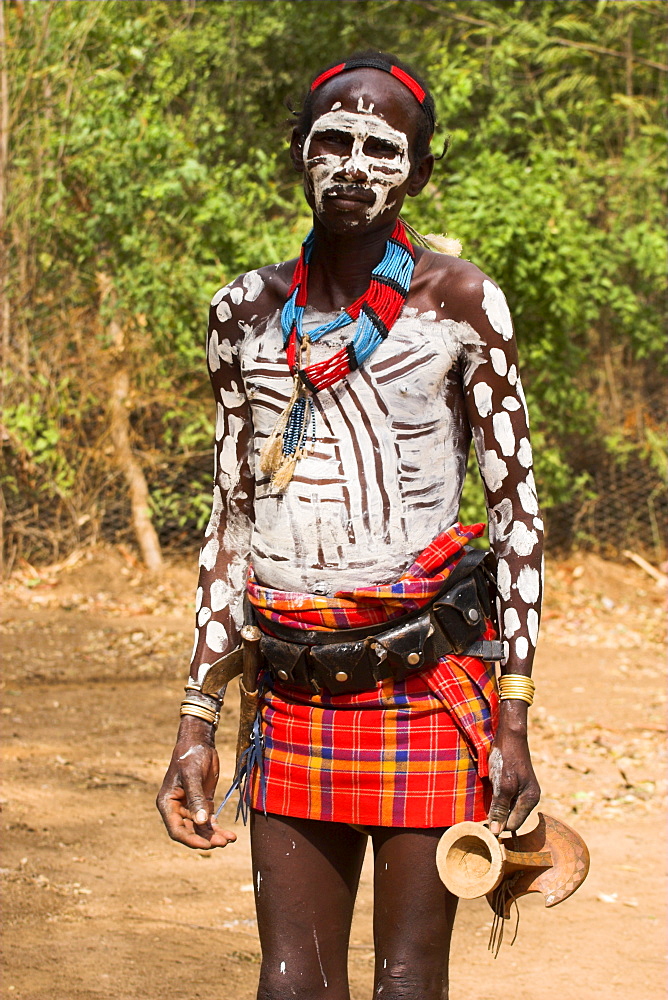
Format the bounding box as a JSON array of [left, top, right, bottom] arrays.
[[194, 277, 543, 672], [178, 744, 205, 761], [241, 308, 483, 593], [488, 747, 503, 795], [313, 927, 328, 988], [303, 109, 410, 222], [482, 280, 513, 340]]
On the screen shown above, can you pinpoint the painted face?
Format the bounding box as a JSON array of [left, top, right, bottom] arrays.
[[303, 99, 411, 224]]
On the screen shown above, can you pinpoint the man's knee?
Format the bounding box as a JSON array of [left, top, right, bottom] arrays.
[[374, 960, 445, 1000], [257, 964, 344, 1000]]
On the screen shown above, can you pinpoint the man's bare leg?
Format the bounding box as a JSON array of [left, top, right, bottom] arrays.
[[370, 826, 458, 1000], [250, 811, 368, 1000]]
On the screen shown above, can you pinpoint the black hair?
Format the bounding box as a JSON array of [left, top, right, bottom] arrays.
[[293, 50, 440, 163]]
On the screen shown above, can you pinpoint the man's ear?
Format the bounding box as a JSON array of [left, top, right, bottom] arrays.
[[407, 153, 434, 197], [290, 128, 305, 173]]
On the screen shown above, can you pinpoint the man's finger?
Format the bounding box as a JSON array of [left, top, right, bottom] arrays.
[[488, 793, 512, 837], [180, 767, 210, 825], [160, 796, 235, 849], [506, 784, 540, 832]]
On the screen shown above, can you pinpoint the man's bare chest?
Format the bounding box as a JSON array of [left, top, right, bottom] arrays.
[[238, 308, 484, 426]]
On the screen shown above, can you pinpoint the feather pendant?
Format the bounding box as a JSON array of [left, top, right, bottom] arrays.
[[399, 217, 462, 257]]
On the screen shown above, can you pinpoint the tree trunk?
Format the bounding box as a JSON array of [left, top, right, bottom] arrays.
[[0, 0, 9, 573], [104, 306, 163, 571], [108, 362, 164, 572]]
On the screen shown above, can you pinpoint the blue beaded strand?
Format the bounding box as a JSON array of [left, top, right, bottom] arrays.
[[281, 229, 414, 352], [281, 395, 316, 458]]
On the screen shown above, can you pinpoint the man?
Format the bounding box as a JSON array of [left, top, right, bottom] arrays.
[[158, 51, 542, 1000]]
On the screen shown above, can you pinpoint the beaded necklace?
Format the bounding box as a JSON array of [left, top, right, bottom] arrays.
[[259, 220, 415, 489]]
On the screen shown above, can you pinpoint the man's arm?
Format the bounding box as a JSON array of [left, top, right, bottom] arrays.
[[157, 280, 256, 850], [456, 269, 542, 835]]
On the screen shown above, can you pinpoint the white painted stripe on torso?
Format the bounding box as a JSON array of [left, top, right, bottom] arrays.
[[240, 307, 484, 593]]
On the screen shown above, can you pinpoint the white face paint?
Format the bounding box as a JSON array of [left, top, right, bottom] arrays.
[[303, 109, 411, 222]]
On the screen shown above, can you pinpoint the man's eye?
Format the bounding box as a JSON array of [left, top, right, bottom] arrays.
[[364, 139, 400, 156], [313, 131, 350, 146]]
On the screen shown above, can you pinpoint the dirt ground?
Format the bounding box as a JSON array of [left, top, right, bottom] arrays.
[[1, 548, 665, 1000]]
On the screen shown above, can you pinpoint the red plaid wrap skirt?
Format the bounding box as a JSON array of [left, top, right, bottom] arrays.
[[248, 523, 499, 828]]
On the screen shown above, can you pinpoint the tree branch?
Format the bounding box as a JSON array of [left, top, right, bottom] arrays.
[[406, 1, 668, 72]]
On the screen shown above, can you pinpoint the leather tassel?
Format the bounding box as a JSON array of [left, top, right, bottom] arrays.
[[271, 455, 299, 491], [259, 375, 301, 475]]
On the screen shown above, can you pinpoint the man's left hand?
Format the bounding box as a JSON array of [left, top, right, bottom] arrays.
[[487, 726, 540, 836]]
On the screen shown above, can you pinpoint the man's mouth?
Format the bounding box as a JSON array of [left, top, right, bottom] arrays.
[[323, 185, 375, 206]]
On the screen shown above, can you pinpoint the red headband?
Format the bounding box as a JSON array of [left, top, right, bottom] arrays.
[[310, 58, 433, 131]]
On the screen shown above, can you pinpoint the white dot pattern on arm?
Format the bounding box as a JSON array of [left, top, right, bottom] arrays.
[[463, 274, 544, 674], [189, 282, 256, 684]]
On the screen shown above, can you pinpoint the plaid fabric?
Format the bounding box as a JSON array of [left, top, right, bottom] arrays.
[[250, 651, 497, 828], [248, 521, 485, 631], [247, 522, 499, 828]]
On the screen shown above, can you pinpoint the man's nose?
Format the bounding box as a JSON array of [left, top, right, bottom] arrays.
[[337, 156, 369, 182], [335, 146, 369, 182], [342, 160, 368, 181]]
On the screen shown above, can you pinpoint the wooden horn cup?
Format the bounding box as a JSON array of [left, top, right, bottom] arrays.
[[435, 812, 590, 914]]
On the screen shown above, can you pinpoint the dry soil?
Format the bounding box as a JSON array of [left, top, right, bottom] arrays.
[[1, 549, 665, 1000]]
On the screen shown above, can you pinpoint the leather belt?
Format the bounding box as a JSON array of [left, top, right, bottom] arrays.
[[255, 549, 503, 695]]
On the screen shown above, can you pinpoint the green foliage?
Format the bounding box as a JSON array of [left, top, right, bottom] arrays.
[[3, 0, 666, 557]]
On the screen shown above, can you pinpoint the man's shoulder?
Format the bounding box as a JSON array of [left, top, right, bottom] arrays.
[[208, 259, 297, 332], [417, 250, 501, 323]]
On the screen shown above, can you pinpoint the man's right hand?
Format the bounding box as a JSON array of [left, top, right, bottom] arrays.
[[156, 715, 237, 850]]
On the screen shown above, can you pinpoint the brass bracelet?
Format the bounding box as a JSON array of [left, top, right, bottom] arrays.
[[180, 701, 219, 727], [498, 674, 535, 706]]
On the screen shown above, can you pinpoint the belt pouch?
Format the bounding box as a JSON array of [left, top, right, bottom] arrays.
[[308, 641, 376, 694], [259, 634, 310, 688], [478, 557, 499, 628], [432, 576, 486, 653], [373, 613, 434, 680]]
